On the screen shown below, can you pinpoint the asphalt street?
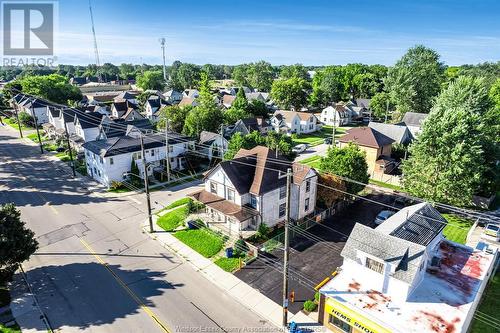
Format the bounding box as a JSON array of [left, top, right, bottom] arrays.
[[0, 126, 273, 333]]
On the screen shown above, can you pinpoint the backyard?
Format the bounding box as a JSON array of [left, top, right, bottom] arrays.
[[470, 271, 499, 333], [442, 214, 475, 244]]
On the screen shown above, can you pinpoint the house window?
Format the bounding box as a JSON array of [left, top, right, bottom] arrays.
[[168, 145, 174, 153], [99, 156, 103, 164], [366, 257, 384, 274], [328, 315, 351, 332], [279, 186, 286, 199], [305, 180, 310, 193], [210, 182, 217, 194], [279, 203, 286, 218], [305, 198, 310, 211], [250, 195, 257, 209], [109, 157, 114, 165], [151, 149, 155, 156], [227, 189, 235, 202]]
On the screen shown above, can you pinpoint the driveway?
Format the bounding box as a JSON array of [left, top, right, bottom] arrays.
[[234, 192, 398, 314], [294, 143, 330, 161]]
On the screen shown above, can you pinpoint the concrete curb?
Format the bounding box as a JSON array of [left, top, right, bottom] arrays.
[[142, 221, 321, 329]]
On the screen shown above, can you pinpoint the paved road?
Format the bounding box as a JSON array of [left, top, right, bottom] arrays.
[[0, 126, 272, 332], [294, 143, 330, 162]]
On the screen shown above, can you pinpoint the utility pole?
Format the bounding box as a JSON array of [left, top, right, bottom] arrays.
[[63, 110, 76, 177], [219, 124, 225, 158], [159, 38, 167, 82], [165, 119, 171, 182], [14, 106, 23, 138], [385, 99, 389, 123], [331, 106, 337, 147], [140, 135, 154, 233], [279, 167, 293, 328], [31, 105, 43, 154]]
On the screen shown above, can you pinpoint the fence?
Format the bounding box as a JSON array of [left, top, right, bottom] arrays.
[[370, 172, 402, 186], [260, 197, 355, 253]]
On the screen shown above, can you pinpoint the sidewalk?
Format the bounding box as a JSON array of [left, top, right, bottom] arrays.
[[143, 219, 322, 330]]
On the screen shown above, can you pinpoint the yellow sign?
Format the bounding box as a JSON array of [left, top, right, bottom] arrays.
[[325, 298, 391, 333]]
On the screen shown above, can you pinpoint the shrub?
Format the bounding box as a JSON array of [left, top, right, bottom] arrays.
[[257, 223, 270, 237], [109, 181, 124, 191], [234, 239, 249, 257], [18, 111, 33, 126], [314, 292, 320, 302], [187, 199, 205, 213], [303, 300, 317, 312]]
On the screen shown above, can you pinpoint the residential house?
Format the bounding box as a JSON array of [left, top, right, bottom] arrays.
[[110, 100, 143, 120], [368, 122, 413, 145], [229, 87, 252, 95], [222, 95, 236, 109], [183, 89, 199, 99], [18, 98, 49, 125], [178, 97, 198, 107], [271, 110, 319, 135], [96, 118, 154, 140], [82, 130, 193, 187], [320, 104, 351, 127], [338, 127, 395, 175], [189, 146, 318, 233], [144, 97, 169, 122], [9, 93, 29, 109], [318, 202, 497, 333], [46, 107, 76, 138], [73, 111, 106, 145], [225, 117, 272, 137], [400, 112, 429, 137], [113, 91, 138, 104], [163, 90, 183, 104], [199, 131, 228, 161], [245, 92, 269, 103]]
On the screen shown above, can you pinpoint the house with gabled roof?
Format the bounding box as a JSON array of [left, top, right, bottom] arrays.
[[270, 110, 319, 135], [144, 97, 169, 122], [225, 117, 272, 137], [73, 111, 106, 145], [368, 121, 413, 145], [189, 146, 318, 233], [18, 97, 49, 125], [339, 127, 395, 175], [199, 131, 228, 161], [399, 112, 429, 137], [318, 202, 497, 333]]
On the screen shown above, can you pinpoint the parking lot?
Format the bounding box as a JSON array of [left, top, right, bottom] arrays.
[[235, 192, 399, 314]]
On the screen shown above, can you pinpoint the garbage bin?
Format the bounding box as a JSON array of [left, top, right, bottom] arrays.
[[187, 220, 199, 229], [225, 247, 233, 258]]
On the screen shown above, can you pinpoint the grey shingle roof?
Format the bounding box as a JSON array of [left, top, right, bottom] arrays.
[[341, 223, 426, 284], [368, 122, 412, 145], [401, 112, 428, 127]]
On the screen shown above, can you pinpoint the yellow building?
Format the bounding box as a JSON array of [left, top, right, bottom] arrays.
[[338, 127, 394, 175]]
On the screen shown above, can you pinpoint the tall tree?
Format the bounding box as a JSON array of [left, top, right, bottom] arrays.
[[183, 73, 223, 137], [232, 64, 249, 87], [171, 63, 201, 90], [370, 92, 395, 120], [402, 76, 498, 206], [223, 131, 295, 160], [136, 70, 165, 91], [352, 72, 382, 98], [0, 203, 38, 279], [310, 66, 344, 107], [224, 88, 250, 124], [271, 77, 310, 110], [157, 105, 191, 133], [247, 61, 274, 92], [319, 144, 369, 194], [19, 74, 82, 103], [280, 64, 309, 80], [385, 45, 445, 117]]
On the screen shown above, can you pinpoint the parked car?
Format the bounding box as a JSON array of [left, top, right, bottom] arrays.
[[292, 144, 308, 154], [483, 224, 500, 239], [374, 210, 395, 225], [324, 137, 332, 144]]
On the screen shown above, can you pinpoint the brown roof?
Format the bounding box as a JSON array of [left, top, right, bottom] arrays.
[[339, 127, 394, 148], [208, 146, 315, 196], [189, 190, 259, 222], [178, 97, 195, 107], [222, 95, 236, 106]]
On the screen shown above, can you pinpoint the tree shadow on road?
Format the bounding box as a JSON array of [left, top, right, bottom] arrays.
[[11, 262, 183, 331]]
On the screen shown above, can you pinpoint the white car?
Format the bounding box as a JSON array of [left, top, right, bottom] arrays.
[[292, 144, 308, 154], [374, 210, 395, 225]]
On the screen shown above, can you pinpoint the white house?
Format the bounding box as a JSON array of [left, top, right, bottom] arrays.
[[270, 110, 319, 135], [163, 90, 183, 103], [110, 100, 141, 119], [320, 105, 351, 126], [96, 118, 154, 140], [225, 117, 272, 137], [46, 107, 76, 138], [318, 203, 498, 333], [183, 89, 199, 99], [144, 98, 168, 122], [199, 131, 228, 161], [82, 130, 194, 187], [18, 98, 49, 125], [189, 146, 318, 233], [73, 111, 106, 143]]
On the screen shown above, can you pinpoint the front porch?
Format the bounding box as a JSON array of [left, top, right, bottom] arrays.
[[189, 190, 260, 238]]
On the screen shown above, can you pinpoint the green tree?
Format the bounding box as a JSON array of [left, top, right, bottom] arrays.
[[183, 73, 223, 137], [310, 66, 344, 107], [232, 64, 249, 87], [157, 105, 191, 133], [136, 70, 165, 91], [224, 88, 251, 123], [19, 74, 82, 104], [402, 76, 498, 206], [223, 131, 295, 160], [174, 63, 201, 90], [352, 72, 382, 98], [280, 64, 309, 80], [0, 203, 38, 280], [271, 77, 310, 110], [370, 92, 395, 120], [119, 63, 136, 79], [385, 45, 445, 116], [319, 144, 369, 194], [247, 61, 274, 92], [490, 78, 500, 107], [101, 63, 120, 80], [248, 99, 269, 118]]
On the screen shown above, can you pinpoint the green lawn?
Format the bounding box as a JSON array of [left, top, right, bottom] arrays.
[[27, 132, 42, 142], [214, 257, 242, 272], [5, 118, 33, 131], [155, 198, 192, 215], [369, 179, 404, 192], [157, 205, 190, 231], [470, 272, 500, 333], [174, 229, 225, 258], [299, 155, 322, 169], [442, 214, 474, 244], [292, 126, 351, 146]]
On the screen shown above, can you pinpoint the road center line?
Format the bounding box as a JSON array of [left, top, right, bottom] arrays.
[[79, 238, 171, 333]]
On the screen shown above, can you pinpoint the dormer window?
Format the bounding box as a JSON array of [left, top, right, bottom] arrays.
[[366, 257, 384, 274]]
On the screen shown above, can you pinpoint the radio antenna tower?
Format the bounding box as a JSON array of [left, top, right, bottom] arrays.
[[89, 0, 101, 81], [159, 38, 167, 81]]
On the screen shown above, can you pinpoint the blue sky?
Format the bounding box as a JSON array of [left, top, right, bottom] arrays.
[[55, 0, 500, 66]]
